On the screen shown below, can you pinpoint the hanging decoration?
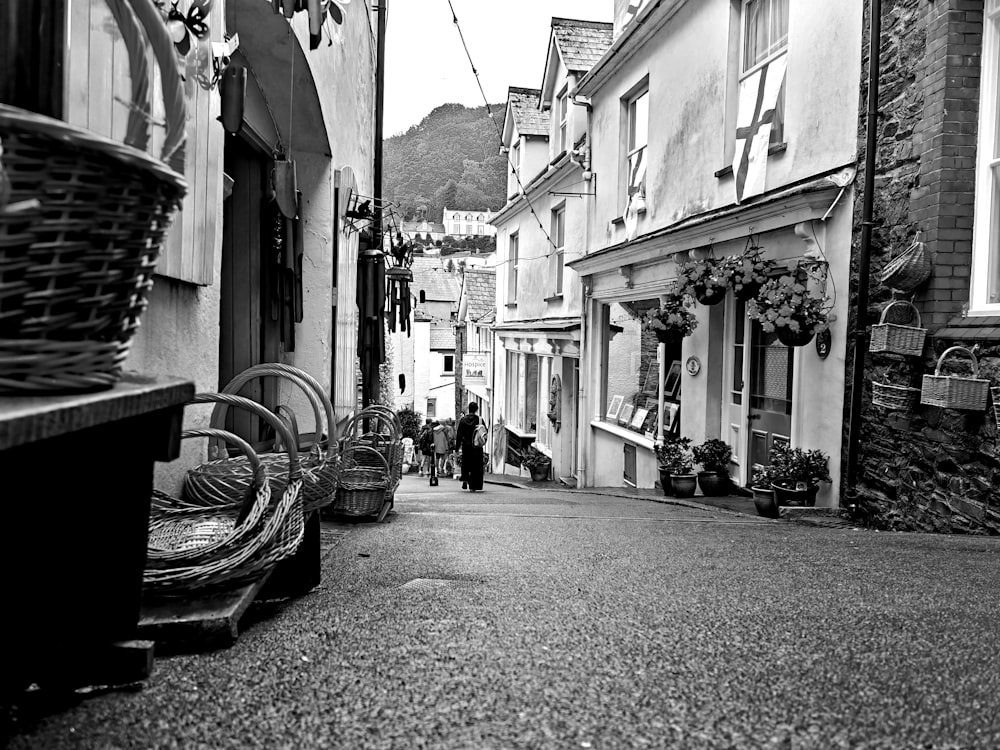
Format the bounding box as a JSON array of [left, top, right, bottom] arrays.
[[265, 0, 351, 49], [155, 0, 239, 90], [165, 0, 211, 56], [385, 227, 414, 336]]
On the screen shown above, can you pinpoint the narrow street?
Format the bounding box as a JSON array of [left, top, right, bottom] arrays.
[[8, 475, 1000, 749]]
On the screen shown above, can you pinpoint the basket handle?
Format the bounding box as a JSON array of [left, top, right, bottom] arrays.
[[182, 427, 266, 526], [191, 392, 300, 481], [878, 299, 922, 328], [105, 0, 187, 172], [934, 346, 980, 378], [341, 444, 390, 473]]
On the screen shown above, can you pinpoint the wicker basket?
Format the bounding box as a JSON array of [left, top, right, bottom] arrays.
[[331, 444, 390, 517], [920, 346, 990, 411], [881, 232, 931, 293], [342, 406, 403, 493], [0, 0, 187, 393], [992, 386, 1000, 430], [184, 363, 340, 513], [871, 381, 921, 411], [870, 300, 927, 357], [144, 393, 304, 594]]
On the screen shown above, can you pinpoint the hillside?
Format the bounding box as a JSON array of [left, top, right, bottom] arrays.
[[384, 103, 507, 222]]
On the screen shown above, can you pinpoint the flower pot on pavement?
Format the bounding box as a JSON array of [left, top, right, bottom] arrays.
[[670, 473, 697, 498], [529, 467, 550, 482], [658, 467, 673, 496], [773, 482, 818, 507], [696, 471, 730, 497], [751, 486, 779, 518]]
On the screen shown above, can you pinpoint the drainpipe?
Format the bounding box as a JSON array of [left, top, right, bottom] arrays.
[[573, 87, 593, 488], [846, 0, 882, 489]]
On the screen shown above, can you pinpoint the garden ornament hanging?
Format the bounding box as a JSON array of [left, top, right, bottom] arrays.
[[219, 64, 246, 134], [272, 159, 299, 219], [165, 0, 212, 56]]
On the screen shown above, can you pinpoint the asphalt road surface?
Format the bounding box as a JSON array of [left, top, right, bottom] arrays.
[[7, 475, 1000, 749]]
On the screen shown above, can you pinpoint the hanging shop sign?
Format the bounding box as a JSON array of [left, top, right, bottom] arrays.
[[463, 352, 489, 386]]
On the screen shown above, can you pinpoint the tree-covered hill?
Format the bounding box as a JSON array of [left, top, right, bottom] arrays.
[[384, 103, 506, 222]]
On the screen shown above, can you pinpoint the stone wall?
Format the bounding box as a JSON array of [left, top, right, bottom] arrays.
[[849, 0, 1000, 534]]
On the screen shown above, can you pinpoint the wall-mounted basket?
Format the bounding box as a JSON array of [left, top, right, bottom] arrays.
[[881, 232, 931, 293], [872, 381, 921, 411], [869, 300, 927, 357], [920, 346, 990, 411]]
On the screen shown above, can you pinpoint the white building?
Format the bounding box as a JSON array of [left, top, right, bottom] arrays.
[[443, 208, 497, 238]]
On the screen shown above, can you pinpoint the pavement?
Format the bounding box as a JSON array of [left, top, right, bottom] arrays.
[[5, 476, 999, 749]]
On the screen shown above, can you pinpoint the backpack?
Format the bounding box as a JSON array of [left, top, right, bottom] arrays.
[[473, 423, 488, 447], [419, 428, 434, 454]]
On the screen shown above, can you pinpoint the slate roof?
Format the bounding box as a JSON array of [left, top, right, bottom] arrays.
[[410, 256, 460, 302], [551, 18, 614, 74], [462, 267, 496, 323], [508, 87, 548, 137], [429, 327, 456, 350]]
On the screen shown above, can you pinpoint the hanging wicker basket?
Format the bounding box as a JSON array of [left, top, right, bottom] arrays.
[[0, 0, 187, 393], [871, 381, 921, 411], [870, 300, 927, 357], [920, 346, 990, 411], [881, 232, 931, 293]]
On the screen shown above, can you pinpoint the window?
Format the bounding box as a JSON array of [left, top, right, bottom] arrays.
[[550, 205, 565, 295], [477, 224, 484, 234], [509, 142, 521, 196], [426, 398, 437, 418], [971, 0, 1000, 312], [536, 356, 552, 449], [626, 87, 649, 206], [508, 232, 519, 303], [443, 354, 454, 373], [741, 0, 787, 145], [464, 224, 472, 235], [557, 87, 569, 153]]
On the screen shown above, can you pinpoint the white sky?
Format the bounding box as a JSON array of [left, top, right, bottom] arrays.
[[383, 0, 613, 137]]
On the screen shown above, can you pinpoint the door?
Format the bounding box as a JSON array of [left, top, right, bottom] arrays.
[[727, 296, 794, 485]]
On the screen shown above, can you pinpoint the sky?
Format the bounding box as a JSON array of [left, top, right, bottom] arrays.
[[383, 0, 613, 138]]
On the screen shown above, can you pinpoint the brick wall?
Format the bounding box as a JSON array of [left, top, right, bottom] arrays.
[[848, 0, 1000, 534]]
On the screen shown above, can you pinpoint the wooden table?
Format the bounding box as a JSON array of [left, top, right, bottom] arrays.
[[0, 373, 194, 695]]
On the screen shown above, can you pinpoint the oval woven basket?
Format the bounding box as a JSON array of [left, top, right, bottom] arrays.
[[330, 444, 390, 518], [881, 233, 931, 293], [0, 0, 186, 394], [869, 300, 927, 357], [920, 346, 990, 411], [871, 381, 921, 411]]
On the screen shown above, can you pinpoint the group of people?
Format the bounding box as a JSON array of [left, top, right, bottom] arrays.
[[417, 403, 485, 491]]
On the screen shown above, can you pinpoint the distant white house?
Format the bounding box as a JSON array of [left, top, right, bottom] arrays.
[[443, 208, 497, 238]]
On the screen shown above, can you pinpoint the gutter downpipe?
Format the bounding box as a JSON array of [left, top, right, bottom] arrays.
[[574, 94, 593, 488], [846, 0, 882, 490]]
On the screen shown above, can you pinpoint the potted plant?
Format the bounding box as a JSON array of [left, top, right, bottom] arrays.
[[768, 443, 831, 507], [692, 438, 733, 496], [641, 291, 698, 345], [655, 435, 696, 498], [677, 257, 730, 306], [522, 445, 552, 482], [724, 252, 777, 303], [746, 272, 832, 347], [749, 464, 779, 518]]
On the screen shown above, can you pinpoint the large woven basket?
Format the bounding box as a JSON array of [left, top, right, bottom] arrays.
[[869, 300, 927, 357], [144, 393, 304, 594], [871, 381, 921, 411], [881, 232, 931, 293], [920, 346, 990, 411], [330, 444, 390, 517], [184, 363, 340, 513], [342, 405, 403, 493], [0, 0, 187, 393]]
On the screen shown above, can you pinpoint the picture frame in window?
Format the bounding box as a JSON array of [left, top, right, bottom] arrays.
[[664, 361, 682, 399], [630, 407, 650, 430], [606, 394, 624, 420], [665, 402, 680, 432], [619, 403, 634, 426]]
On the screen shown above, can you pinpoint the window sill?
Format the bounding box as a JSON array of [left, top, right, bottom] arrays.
[[590, 418, 656, 450], [505, 302, 518, 309], [714, 142, 787, 178], [610, 207, 646, 226], [934, 314, 1000, 342], [504, 423, 536, 439], [544, 293, 564, 302]]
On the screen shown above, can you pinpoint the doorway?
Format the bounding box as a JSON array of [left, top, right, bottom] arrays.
[[726, 296, 793, 485]]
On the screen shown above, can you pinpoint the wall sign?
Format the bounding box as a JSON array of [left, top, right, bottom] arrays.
[[815, 329, 832, 359], [685, 356, 701, 376]]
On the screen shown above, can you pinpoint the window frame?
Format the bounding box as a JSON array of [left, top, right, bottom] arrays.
[[971, 0, 1000, 314], [624, 83, 649, 210], [557, 85, 569, 154], [738, 0, 788, 146], [508, 231, 519, 303], [509, 141, 522, 197], [443, 354, 455, 374], [550, 203, 566, 296], [426, 398, 437, 418]]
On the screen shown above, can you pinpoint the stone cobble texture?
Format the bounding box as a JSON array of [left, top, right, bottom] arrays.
[[849, 0, 999, 534]]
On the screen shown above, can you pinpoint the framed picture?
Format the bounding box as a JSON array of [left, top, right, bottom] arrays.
[[665, 402, 680, 432], [606, 394, 624, 420], [619, 403, 634, 425], [630, 407, 649, 430], [664, 361, 682, 399]]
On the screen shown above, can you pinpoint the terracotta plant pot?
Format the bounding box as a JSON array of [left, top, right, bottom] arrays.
[[696, 471, 730, 497], [772, 482, 818, 507], [670, 473, 697, 498], [751, 486, 779, 518]]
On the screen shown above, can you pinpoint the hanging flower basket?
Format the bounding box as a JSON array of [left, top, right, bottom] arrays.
[[746, 272, 832, 347], [726, 253, 777, 303], [677, 257, 729, 306], [920, 346, 990, 411], [870, 300, 927, 357], [641, 292, 698, 343]]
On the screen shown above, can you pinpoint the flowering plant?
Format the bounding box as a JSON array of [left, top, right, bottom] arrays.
[[641, 292, 698, 338], [768, 443, 831, 488], [678, 257, 731, 305], [655, 435, 693, 474], [724, 254, 776, 298], [746, 273, 832, 334], [692, 438, 733, 473]]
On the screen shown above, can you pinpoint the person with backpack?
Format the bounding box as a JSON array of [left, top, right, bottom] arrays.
[[455, 402, 486, 491], [418, 419, 435, 477]]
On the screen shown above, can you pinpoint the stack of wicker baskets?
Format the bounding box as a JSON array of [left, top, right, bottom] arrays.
[[327, 405, 402, 519], [869, 300, 927, 411], [0, 0, 187, 393]]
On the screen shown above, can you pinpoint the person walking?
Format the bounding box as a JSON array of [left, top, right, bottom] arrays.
[[418, 419, 435, 477], [455, 403, 485, 491], [432, 420, 450, 477]]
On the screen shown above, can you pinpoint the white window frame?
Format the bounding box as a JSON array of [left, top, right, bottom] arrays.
[[509, 141, 521, 197], [557, 86, 569, 154], [625, 85, 649, 207], [508, 232, 519, 303], [443, 354, 454, 374], [536, 356, 552, 450], [426, 398, 437, 418], [971, 0, 1000, 314], [739, 0, 788, 145], [550, 204, 566, 296]]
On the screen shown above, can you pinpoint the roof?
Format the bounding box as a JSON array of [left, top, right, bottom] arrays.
[[507, 87, 548, 137], [410, 256, 460, 303], [429, 326, 456, 350], [550, 18, 614, 74], [462, 267, 496, 322]]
